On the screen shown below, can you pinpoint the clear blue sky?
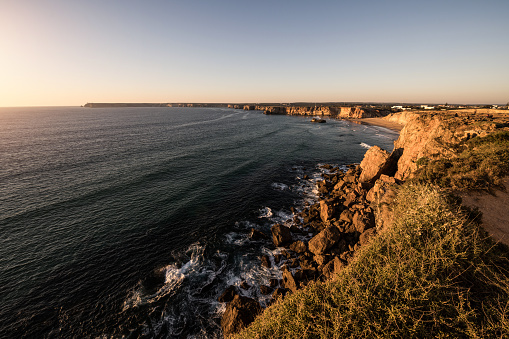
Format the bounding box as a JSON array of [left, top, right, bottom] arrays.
[[1, 0, 508, 106]]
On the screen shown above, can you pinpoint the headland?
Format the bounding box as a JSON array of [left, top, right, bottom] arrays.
[[217, 107, 509, 338]]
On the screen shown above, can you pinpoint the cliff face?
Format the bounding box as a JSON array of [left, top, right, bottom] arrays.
[[387, 112, 509, 180], [258, 105, 390, 118]]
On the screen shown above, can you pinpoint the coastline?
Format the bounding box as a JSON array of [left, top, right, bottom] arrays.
[[223, 109, 509, 337]]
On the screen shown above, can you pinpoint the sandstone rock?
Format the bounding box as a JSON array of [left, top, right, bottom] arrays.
[[308, 226, 341, 256], [271, 224, 293, 247], [269, 278, 279, 288], [333, 179, 346, 191], [353, 212, 375, 233], [320, 199, 338, 222], [359, 227, 377, 246], [218, 285, 237, 303], [359, 146, 395, 184], [366, 176, 399, 230], [282, 267, 298, 293], [240, 281, 250, 290], [221, 295, 262, 336], [343, 191, 358, 207], [339, 209, 354, 223], [333, 256, 345, 274], [289, 240, 307, 253]]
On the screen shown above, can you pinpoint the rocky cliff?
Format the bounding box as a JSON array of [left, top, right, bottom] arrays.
[[391, 111, 509, 180], [258, 105, 390, 118]]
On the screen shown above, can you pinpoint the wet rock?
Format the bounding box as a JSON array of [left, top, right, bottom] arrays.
[[218, 285, 237, 303], [249, 228, 269, 241], [260, 255, 271, 268], [271, 224, 293, 247], [308, 226, 341, 256], [289, 240, 307, 254], [221, 295, 262, 336]]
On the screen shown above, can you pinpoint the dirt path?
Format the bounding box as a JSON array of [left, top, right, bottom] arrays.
[[460, 177, 509, 245]]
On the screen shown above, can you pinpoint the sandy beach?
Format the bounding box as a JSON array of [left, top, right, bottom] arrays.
[[347, 117, 404, 132]]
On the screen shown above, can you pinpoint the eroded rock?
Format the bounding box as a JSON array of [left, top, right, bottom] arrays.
[[221, 295, 262, 336]]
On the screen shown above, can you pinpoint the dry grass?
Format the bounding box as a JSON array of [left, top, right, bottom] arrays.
[[413, 131, 509, 190], [231, 184, 509, 338]]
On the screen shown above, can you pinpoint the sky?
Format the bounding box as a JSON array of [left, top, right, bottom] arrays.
[[0, 0, 508, 106]]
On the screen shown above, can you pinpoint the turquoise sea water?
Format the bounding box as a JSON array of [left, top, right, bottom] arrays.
[[0, 107, 398, 337]]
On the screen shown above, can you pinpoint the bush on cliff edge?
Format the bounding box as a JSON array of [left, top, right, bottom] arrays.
[[232, 183, 509, 338]]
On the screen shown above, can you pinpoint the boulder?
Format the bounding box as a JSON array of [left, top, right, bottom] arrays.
[[359, 146, 398, 184], [271, 224, 293, 247], [352, 212, 375, 233], [319, 199, 337, 222], [218, 285, 237, 303], [221, 295, 262, 336], [289, 240, 307, 254], [308, 226, 341, 256], [282, 267, 298, 293]]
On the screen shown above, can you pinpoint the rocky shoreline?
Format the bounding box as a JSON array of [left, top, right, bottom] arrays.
[[220, 151, 402, 335], [219, 108, 509, 336]]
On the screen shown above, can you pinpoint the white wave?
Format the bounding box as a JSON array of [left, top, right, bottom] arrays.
[[360, 142, 372, 149], [271, 182, 289, 191], [123, 243, 205, 310], [224, 231, 249, 246], [258, 207, 273, 218]]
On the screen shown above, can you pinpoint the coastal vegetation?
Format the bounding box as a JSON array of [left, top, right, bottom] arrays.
[[232, 183, 509, 338], [413, 131, 509, 190]]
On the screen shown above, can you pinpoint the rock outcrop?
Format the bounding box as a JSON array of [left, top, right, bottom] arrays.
[[221, 295, 262, 336]]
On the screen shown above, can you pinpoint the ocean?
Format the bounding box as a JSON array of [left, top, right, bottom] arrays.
[[0, 106, 398, 338]]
